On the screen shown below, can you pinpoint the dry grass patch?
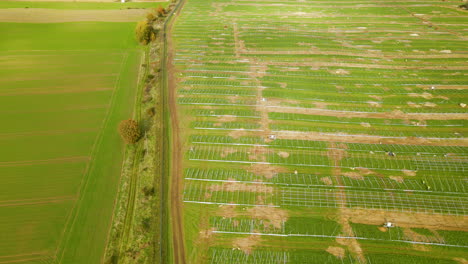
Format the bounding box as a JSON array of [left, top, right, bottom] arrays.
[[0, 9, 147, 23], [342, 208, 468, 231], [247, 163, 287, 179], [233, 235, 261, 254], [247, 206, 289, 229], [326, 246, 345, 259], [207, 180, 274, 193]]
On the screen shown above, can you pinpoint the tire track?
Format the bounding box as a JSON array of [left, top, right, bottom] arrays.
[[165, 1, 187, 263]]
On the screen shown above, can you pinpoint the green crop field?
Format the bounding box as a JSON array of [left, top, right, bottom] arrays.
[[170, 0, 468, 263], [0, 2, 148, 262]]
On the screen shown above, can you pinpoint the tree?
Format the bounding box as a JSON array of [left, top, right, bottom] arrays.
[[135, 20, 153, 45], [156, 5, 166, 17], [118, 119, 140, 144]]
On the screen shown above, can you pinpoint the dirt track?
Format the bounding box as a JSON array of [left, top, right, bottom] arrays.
[[0, 8, 147, 23], [166, 1, 187, 263]]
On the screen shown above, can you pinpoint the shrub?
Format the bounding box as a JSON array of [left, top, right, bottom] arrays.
[[118, 119, 140, 144], [146, 107, 156, 117], [135, 20, 153, 45], [460, 1, 468, 9], [146, 12, 156, 22]]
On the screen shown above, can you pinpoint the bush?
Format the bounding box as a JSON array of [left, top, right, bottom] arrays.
[[460, 1, 468, 9], [146, 107, 156, 117], [135, 20, 153, 45], [118, 119, 140, 144]]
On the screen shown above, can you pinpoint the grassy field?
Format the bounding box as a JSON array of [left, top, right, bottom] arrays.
[[170, 0, 468, 263], [0, 6, 144, 263]]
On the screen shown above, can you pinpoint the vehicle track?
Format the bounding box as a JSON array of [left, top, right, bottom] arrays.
[[165, 1, 187, 263]]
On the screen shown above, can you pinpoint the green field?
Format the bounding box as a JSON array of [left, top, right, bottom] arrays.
[[0, 12, 143, 264], [171, 0, 468, 263]]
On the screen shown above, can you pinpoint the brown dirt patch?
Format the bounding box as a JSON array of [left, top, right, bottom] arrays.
[[275, 131, 468, 147], [360, 122, 371, 128], [199, 228, 216, 239], [329, 69, 350, 75], [233, 235, 261, 255], [336, 237, 366, 263], [412, 244, 430, 251], [342, 172, 364, 180], [217, 205, 238, 218], [217, 115, 237, 122], [367, 101, 382, 108], [407, 101, 421, 108], [228, 129, 248, 139], [247, 206, 289, 229], [378, 226, 388, 232], [423, 102, 437, 107], [454, 258, 468, 264], [368, 95, 383, 101], [0, 8, 147, 23], [266, 105, 468, 121], [220, 148, 237, 158], [208, 181, 274, 193], [341, 208, 468, 231], [247, 163, 287, 179], [326, 246, 345, 259], [389, 176, 404, 183], [402, 170, 417, 176], [321, 177, 333, 185], [277, 151, 290, 158], [256, 195, 265, 205], [357, 168, 377, 176], [403, 228, 441, 243]]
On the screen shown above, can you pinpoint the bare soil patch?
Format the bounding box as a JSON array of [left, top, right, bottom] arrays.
[[208, 181, 274, 193], [277, 151, 290, 158], [198, 228, 216, 240], [217, 115, 237, 122], [228, 129, 248, 139], [247, 163, 287, 179], [360, 122, 371, 128], [403, 228, 441, 243], [247, 206, 289, 229], [275, 131, 468, 147], [412, 244, 430, 251], [220, 148, 237, 158], [378, 226, 388, 232], [321, 177, 333, 185], [233, 235, 261, 254], [389, 176, 404, 183], [336, 237, 366, 263], [217, 204, 238, 218], [341, 208, 468, 231], [342, 172, 364, 180], [326, 246, 345, 258], [402, 170, 417, 176], [454, 258, 468, 264]]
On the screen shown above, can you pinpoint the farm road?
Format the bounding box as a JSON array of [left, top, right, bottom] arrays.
[[167, 1, 187, 263], [0, 8, 147, 23]]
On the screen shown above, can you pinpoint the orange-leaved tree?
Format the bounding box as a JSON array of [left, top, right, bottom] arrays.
[[118, 119, 140, 144], [156, 6, 166, 17]]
